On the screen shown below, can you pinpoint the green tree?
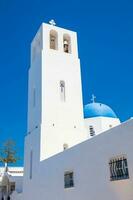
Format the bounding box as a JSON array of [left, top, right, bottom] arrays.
[[0, 140, 19, 171]]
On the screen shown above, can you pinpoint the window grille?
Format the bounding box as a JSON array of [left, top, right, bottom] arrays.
[[109, 156, 129, 181], [64, 171, 74, 188], [89, 126, 95, 136]]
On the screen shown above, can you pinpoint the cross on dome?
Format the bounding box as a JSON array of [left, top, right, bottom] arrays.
[[49, 19, 56, 26], [91, 94, 96, 103]]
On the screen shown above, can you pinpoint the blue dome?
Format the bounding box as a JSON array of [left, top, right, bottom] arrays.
[[84, 102, 117, 119]]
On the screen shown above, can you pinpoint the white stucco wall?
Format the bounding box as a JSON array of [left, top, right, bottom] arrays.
[[84, 116, 120, 136], [23, 119, 133, 200], [27, 23, 88, 161]]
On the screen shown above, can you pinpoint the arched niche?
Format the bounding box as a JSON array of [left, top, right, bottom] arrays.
[[60, 80, 66, 102], [63, 143, 68, 150], [50, 30, 58, 50], [63, 34, 71, 53]]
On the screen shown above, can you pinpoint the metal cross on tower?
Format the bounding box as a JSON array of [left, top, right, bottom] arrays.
[[91, 94, 96, 103], [49, 19, 56, 26]]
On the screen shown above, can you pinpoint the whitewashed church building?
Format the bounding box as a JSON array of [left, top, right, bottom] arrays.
[[6, 21, 133, 200]]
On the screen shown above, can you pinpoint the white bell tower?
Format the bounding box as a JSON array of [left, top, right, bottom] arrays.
[[27, 22, 88, 160]]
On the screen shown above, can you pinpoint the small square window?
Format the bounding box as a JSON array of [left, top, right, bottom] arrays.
[[64, 171, 74, 188]]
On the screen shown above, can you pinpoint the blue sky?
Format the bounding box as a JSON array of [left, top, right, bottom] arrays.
[[0, 0, 133, 166]]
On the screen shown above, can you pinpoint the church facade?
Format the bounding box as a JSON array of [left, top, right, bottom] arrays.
[[14, 22, 133, 200]]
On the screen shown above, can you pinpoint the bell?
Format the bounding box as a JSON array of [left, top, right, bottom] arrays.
[[64, 40, 68, 45]]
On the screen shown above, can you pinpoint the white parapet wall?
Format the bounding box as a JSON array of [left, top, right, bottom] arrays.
[[23, 119, 133, 200]]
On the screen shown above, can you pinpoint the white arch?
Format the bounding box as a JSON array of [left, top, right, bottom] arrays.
[[50, 30, 58, 50], [63, 34, 71, 53]]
